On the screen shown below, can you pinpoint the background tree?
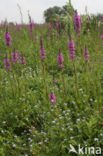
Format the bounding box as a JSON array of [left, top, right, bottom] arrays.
[[44, 6, 62, 23], [44, 4, 73, 23]]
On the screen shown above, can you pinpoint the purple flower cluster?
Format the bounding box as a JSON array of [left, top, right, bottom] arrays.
[[5, 29, 12, 46], [20, 56, 26, 64], [4, 58, 10, 70], [11, 50, 26, 64], [74, 11, 81, 33], [40, 49, 46, 62], [4, 50, 26, 70], [49, 92, 56, 104], [12, 51, 19, 63], [68, 39, 75, 60], [57, 51, 64, 68]]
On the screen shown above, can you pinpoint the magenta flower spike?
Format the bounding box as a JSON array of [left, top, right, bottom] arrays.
[[4, 57, 11, 70], [84, 46, 88, 62], [40, 36, 46, 62], [49, 92, 56, 104], [40, 49, 46, 55], [40, 55, 46, 62], [57, 52, 64, 64], [11, 49, 18, 63], [20, 53, 26, 65], [29, 18, 34, 38], [5, 27, 12, 46], [30, 21, 34, 32], [57, 49, 64, 68], [74, 11, 81, 33], [68, 35, 75, 60]]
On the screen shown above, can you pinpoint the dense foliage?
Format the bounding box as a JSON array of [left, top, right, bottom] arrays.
[[44, 4, 74, 23]]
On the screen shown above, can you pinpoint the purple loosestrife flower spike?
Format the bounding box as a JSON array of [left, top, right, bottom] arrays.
[[30, 20, 34, 32], [57, 49, 64, 68], [40, 55, 46, 61], [40, 36, 46, 62], [29, 16, 34, 38], [68, 35, 75, 60], [20, 53, 26, 65], [74, 11, 81, 33], [84, 46, 88, 62], [30, 21, 34, 32], [4, 57, 10, 70], [5, 27, 12, 46], [49, 92, 56, 104], [11, 49, 19, 63]]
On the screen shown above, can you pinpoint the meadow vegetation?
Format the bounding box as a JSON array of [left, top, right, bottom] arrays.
[[0, 1, 103, 156]]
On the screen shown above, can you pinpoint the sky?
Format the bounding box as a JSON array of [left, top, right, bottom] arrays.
[[0, 0, 103, 23]]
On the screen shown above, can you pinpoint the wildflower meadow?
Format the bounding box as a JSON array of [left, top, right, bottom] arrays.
[[0, 1, 103, 156]]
